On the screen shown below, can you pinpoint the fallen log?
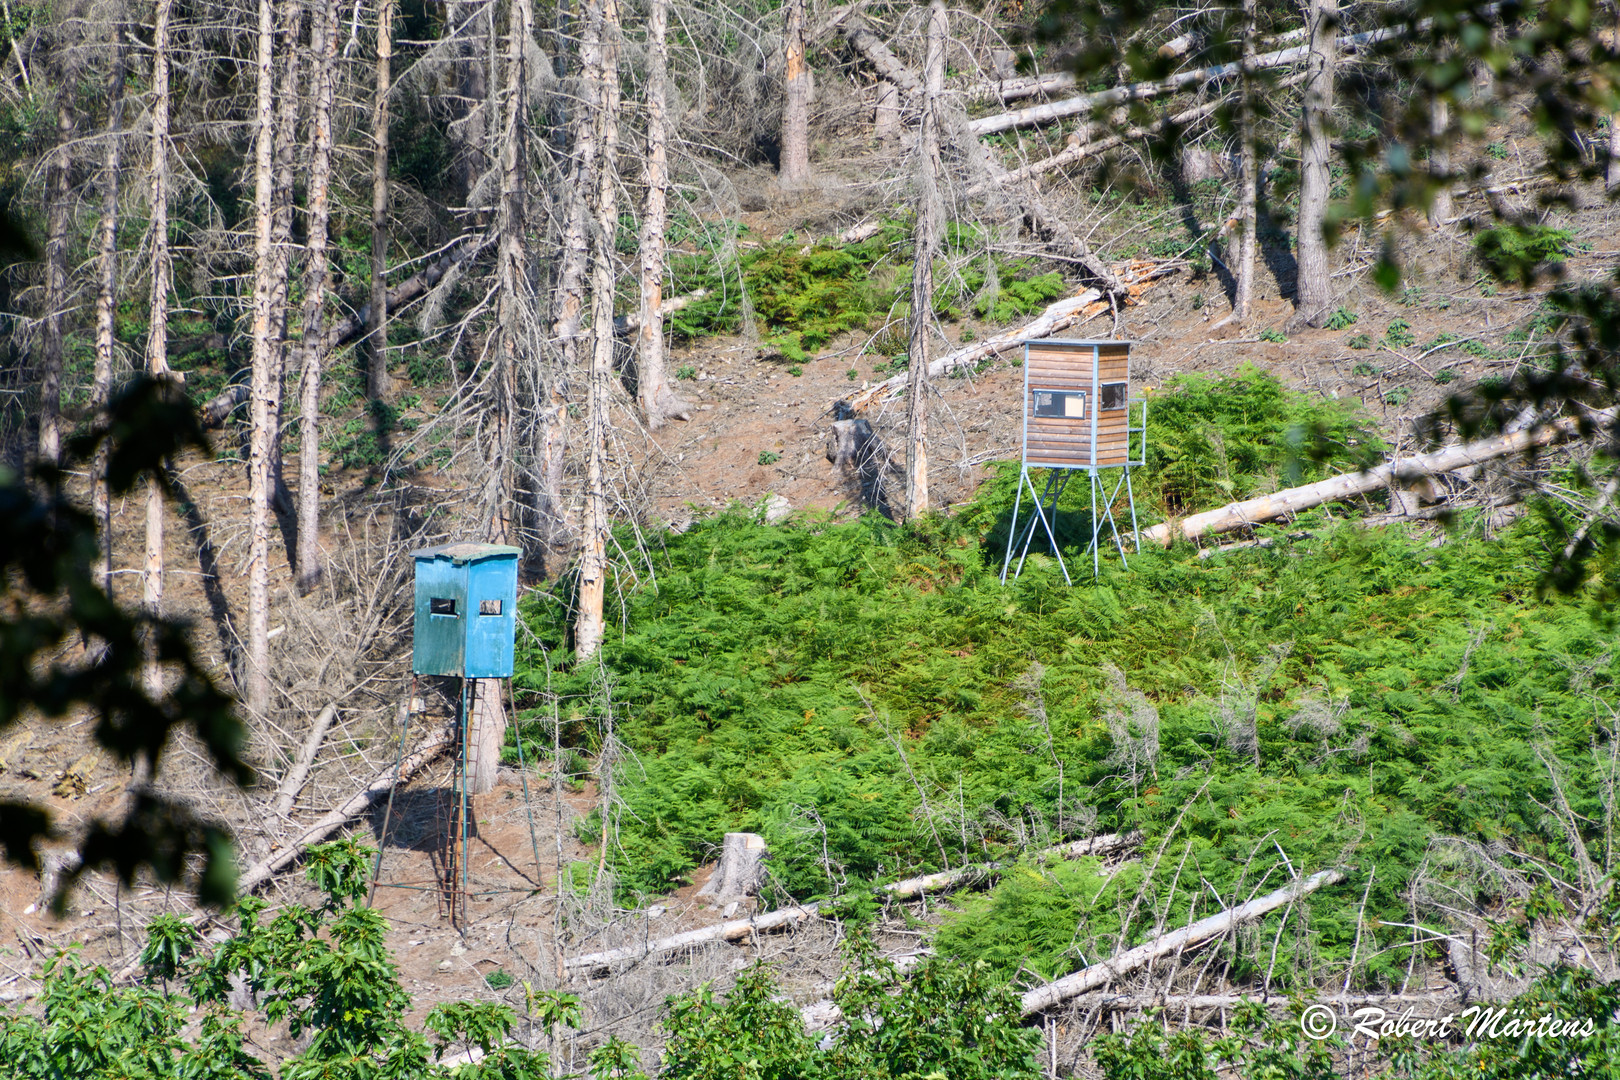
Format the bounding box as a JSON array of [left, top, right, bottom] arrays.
[[567, 832, 1141, 970], [112, 721, 454, 983], [1020, 867, 1346, 1014], [974, 96, 1229, 195], [969, 21, 1438, 136], [271, 702, 338, 818], [845, 289, 1103, 411], [612, 289, 709, 334], [1142, 407, 1619, 547], [238, 722, 455, 895], [839, 19, 1124, 296], [962, 26, 1309, 106]]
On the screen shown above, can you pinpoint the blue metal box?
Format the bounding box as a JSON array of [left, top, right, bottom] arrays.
[[410, 543, 521, 678]]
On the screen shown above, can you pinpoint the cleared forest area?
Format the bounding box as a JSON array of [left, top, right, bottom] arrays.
[[1, 0, 1619, 1075]]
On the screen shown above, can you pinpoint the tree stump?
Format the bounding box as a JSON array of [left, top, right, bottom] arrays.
[[695, 832, 768, 905]]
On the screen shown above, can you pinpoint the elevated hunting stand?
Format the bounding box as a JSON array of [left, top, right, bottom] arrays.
[[1001, 339, 1147, 583], [370, 543, 542, 928]]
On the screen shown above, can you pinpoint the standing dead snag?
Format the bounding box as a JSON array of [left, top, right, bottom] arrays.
[[1214, 0, 1260, 332], [1290, 0, 1337, 330], [780, 0, 812, 188], [367, 0, 395, 403], [905, 2, 946, 522], [576, 0, 620, 661], [296, 0, 339, 596], [145, 0, 174, 696], [636, 0, 690, 430], [92, 35, 126, 592], [245, 0, 279, 718]]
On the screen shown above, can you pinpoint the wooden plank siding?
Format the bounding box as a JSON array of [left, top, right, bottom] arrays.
[[1023, 339, 1134, 469]]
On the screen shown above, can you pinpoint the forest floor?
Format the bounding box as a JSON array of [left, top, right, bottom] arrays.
[[4, 124, 1619, 1069]]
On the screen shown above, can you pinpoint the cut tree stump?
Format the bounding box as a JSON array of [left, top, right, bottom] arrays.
[[695, 832, 768, 905]]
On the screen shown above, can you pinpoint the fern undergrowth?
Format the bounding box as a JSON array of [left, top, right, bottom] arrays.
[[514, 368, 1617, 997]]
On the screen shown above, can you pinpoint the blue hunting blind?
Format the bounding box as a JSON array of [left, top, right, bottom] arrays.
[[410, 543, 520, 678]]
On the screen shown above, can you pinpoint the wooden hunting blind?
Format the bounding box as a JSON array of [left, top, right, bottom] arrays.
[[379, 542, 533, 929], [1002, 339, 1147, 583], [410, 543, 520, 678]]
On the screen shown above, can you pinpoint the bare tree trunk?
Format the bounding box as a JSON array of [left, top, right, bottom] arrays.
[[246, 0, 280, 717], [145, 0, 174, 696], [1215, 0, 1259, 331], [1020, 869, 1346, 1013], [873, 80, 900, 144], [92, 41, 127, 593], [366, 0, 394, 402], [779, 0, 812, 188], [296, 0, 338, 595], [1142, 406, 1618, 546], [636, 0, 687, 430], [38, 93, 75, 471], [1429, 97, 1454, 226], [1290, 0, 1336, 329], [905, 1, 945, 521], [542, 0, 604, 562], [486, 0, 530, 548], [575, 0, 618, 662], [1608, 113, 1620, 192], [268, 3, 303, 524]]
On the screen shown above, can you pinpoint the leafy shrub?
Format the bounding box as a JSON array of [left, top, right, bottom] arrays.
[[758, 451, 780, 466], [1260, 327, 1287, 343], [1324, 307, 1358, 330], [484, 970, 514, 990], [1384, 318, 1415, 348], [1347, 333, 1372, 349], [1474, 225, 1575, 285], [676, 365, 697, 380], [662, 946, 1041, 1080], [1140, 366, 1380, 515]]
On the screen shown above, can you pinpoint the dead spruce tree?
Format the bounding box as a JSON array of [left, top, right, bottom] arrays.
[[576, 0, 621, 661], [245, 0, 280, 718], [1289, 0, 1338, 329], [635, 0, 690, 430], [904, 1, 946, 521], [296, 0, 339, 595]]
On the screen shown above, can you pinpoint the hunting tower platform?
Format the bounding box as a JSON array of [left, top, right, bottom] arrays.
[[1002, 339, 1147, 583], [372, 543, 533, 929]]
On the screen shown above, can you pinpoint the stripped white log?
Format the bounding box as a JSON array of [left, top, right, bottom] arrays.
[[272, 703, 338, 818], [847, 289, 1103, 410], [238, 723, 455, 895], [612, 289, 708, 334], [1142, 408, 1619, 547], [969, 21, 1434, 136], [567, 832, 1140, 970], [1020, 868, 1346, 1014]]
